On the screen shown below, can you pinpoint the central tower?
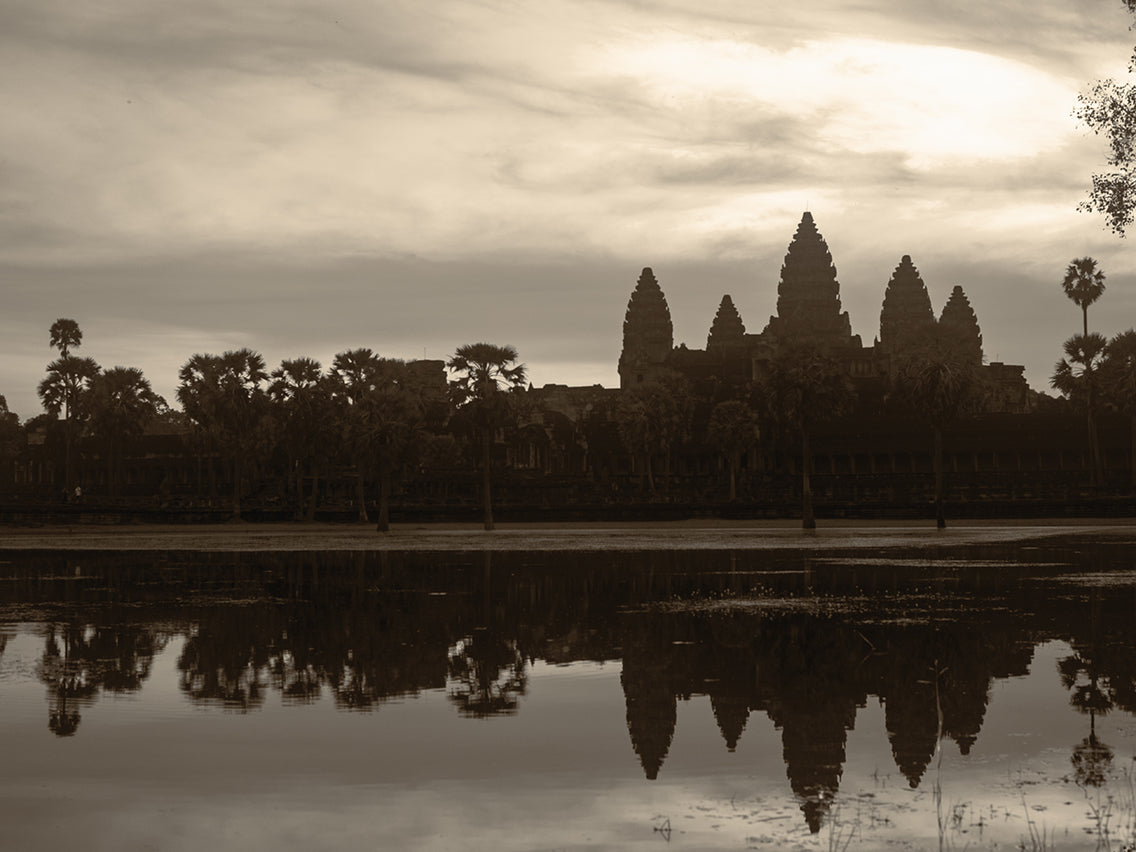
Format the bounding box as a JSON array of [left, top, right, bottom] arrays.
[[763, 212, 858, 347]]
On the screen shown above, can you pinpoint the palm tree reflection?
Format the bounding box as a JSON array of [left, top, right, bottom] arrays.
[[38, 621, 162, 736], [446, 633, 527, 718]]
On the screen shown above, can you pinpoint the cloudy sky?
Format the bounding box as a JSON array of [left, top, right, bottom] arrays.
[[3, 0, 1135, 419]]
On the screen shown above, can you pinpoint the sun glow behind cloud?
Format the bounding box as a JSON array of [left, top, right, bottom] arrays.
[[594, 35, 1076, 167]]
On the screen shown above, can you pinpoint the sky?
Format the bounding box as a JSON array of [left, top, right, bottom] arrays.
[[3, 0, 1136, 420]]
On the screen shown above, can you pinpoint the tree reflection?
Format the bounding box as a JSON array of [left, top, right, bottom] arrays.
[[1060, 598, 1115, 788], [447, 633, 528, 717], [446, 552, 529, 718], [177, 613, 270, 711], [37, 622, 163, 736]]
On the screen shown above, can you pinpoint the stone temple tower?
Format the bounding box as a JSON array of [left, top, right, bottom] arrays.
[[618, 267, 674, 388], [878, 254, 936, 354], [706, 294, 746, 354], [763, 212, 858, 347], [939, 285, 984, 367]]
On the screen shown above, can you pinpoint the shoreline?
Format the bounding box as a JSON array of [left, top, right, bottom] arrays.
[[0, 517, 1130, 552]]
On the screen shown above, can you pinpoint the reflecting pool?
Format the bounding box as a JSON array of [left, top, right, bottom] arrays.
[[2, 528, 1136, 850]]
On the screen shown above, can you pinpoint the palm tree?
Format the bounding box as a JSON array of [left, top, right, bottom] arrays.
[[447, 343, 526, 531], [1100, 329, 1136, 488], [1052, 333, 1109, 486], [45, 319, 85, 495], [329, 348, 383, 523], [0, 395, 20, 473], [177, 349, 270, 520], [614, 380, 694, 494], [269, 358, 333, 520], [87, 367, 165, 496], [706, 399, 760, 502], [1061, 257, 1106, 337], [757, 341, 855, 529], [38, 354, 100, 496], [892, 329, 984, 528], [49, 319, 82, 358], [360, 360, 434, 532]]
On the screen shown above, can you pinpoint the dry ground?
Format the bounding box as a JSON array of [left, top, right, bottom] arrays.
[[0, 517, 1129, 551]]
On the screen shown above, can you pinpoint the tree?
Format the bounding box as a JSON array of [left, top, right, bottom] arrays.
[[49, 319, 82, 358], [38, 354, 100, 495], [329, 348, 383, 523], [0, 394, 20, 466], [1076, 71, 1136, 236], [269, 358, 335, 520], [1052, 333, 1109, 486], [1061, 257, 1107, 336], [87, 367, 165, 496], [757, 341, 855, 529], [613, 380, 694, 495], [43, 320, 88, 495], [706, 399, 760, 502], [177, 349, 270, 520], [892, 329, 984, 528], [1100, 328, 1136, 487], [367, 360, 448, 532], [447, 343, 526, 531], [333, 357, 439, 532]]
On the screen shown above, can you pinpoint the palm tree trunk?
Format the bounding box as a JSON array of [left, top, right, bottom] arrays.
[[292, 459, 303, 521], [728, 452, 738, 502], [481, 431, 494, 531], [376, 470, 391, 532], [64, 405, 72, 498], [801, 430, 815, 530], [231, 454, 242, 520], [1130, 412, 1136, 490], [305, 466, 319, 522], [355, 466, 368, 523], [1087, 402, 1103, 486], [645, 453, 655, 494], [933, 424, 945, 529]]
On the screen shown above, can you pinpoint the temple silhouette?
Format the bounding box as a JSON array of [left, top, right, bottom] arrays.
[[6, 211, 1133, 518], [619, 211, 1026, 409]]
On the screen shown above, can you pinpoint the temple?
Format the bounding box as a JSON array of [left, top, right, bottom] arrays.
[[618, 211, 1028, 411]]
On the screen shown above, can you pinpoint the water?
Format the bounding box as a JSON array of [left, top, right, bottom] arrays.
[[1, 529, 1135, 850]]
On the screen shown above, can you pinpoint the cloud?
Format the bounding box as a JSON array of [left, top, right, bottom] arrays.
[[1, 0, 1133, 417]]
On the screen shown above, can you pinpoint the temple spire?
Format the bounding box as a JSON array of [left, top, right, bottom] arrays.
[[707, 294, 746, 351], [939, 285, 984, 366], [879, 254, 935, 354], [764, 212, 856, 347], [618, 267, 674, 388]]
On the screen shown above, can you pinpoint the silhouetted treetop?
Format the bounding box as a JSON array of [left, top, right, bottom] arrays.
[[49, 318, 82, 358]]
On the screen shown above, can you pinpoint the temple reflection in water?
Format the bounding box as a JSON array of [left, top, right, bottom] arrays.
[[6, 537, 1136, 835]]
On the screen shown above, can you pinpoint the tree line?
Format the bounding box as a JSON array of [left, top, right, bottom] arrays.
[[22, 329, 529, 531]]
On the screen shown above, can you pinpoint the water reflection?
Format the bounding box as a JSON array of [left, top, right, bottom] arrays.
[[1, 534, 1135, 838], [38, 621, 166, 735]]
